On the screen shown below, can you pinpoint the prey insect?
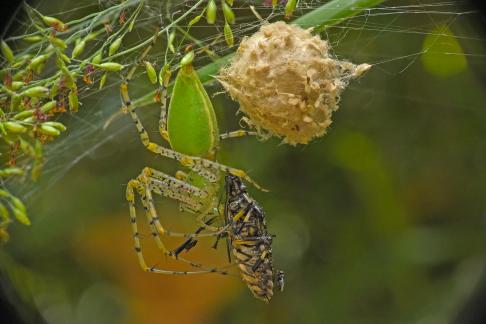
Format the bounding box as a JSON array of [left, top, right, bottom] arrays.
[[171, 174, 285, 302], [224, 174, 284, 302], [120, 27, 282, 297]]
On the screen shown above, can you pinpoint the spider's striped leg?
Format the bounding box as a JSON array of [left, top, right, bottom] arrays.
[[143, 167, 225, 232], [127, 178, 180, 274], [173, 170, 223, 232], [180, 200, 223, 232], [219, 130, 258, 140], [138, 193, 232, 276], [138, 167, 228, 238], [135, 168, 233, 274], [158, 81, 170, 142], [167, 217, 236, 275], [135, 173, 234, 276], [119, 27, 170, 144], [127, 176, 232, 276]]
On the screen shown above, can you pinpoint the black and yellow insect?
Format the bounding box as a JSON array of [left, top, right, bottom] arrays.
[[224, 174, 284, 302], [173, 174, 285, 302]]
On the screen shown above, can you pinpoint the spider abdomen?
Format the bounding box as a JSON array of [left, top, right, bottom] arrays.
[[168, 64, 219, 158]]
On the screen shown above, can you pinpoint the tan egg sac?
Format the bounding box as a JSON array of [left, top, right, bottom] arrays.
[[218, 21, 371, 145]]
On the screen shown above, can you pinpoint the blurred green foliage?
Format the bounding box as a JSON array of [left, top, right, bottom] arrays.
[[421, 24, 467, 77], [2, 0, 486, 324]]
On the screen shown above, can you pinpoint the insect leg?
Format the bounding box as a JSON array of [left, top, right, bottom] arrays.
[[171, 216, 218, 258]]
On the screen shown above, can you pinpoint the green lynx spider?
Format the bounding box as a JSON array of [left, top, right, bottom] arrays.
[[121, 37, 264, 276]]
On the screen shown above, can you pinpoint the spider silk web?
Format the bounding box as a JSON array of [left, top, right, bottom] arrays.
[[4, 0, 485, 208]]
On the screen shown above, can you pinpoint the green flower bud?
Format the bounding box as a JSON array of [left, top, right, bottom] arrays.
[[11, 81, 24, 91], [12, 207, 30, 226], [159, 64, 171, 87], [39, 124, 61, 136], [99, 73, 107, 90], [285, 0, 298, 18], [1, 41, 14, 64], [206, 0, 217, 24], [10, 94, 21, 111], [0, 203, 9, 220], [49, 35, 67, 50], [40, 100, 57, 113], [68, 89, 78, 112], [4, 121, 27, 134], [168, 31, 176, 54], [72, 40, 86, 58], [98, 62, 124, 72], [222, 3, 235, 24], [224, 22, 234, 46], [29, 54, 50, 70], [180, 51, 195, 67], [109, 36, 123, 56], [92, 52, 102, 65], [0, 167, 24, 177], [13, 110, 34, 120], [41, 16, 67, 32], [144, 61, 157, 84], [22, 86, 50, 98], [42, 121, 66, 131], [23, 36, 43, 43], [188, 14, 202, 27]]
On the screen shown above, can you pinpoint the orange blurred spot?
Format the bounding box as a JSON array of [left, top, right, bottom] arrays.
[[75, 211, 243, 324]]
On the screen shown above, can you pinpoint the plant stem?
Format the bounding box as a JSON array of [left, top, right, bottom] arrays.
[[293, 0, 386, 31]]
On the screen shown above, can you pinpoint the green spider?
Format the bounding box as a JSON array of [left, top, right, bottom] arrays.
[[120, 42, 264, 276]]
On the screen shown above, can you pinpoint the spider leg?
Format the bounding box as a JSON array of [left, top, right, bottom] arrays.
[[142, 209, 232, 275], [143, 167, 225, 232], [173, 169, 225, 232], [117, 26, 171, 144], [127, 174, 233, 276], [219, 130, 258, 140], [138, 167, 228, 238], [158, 80, 169, 142]]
